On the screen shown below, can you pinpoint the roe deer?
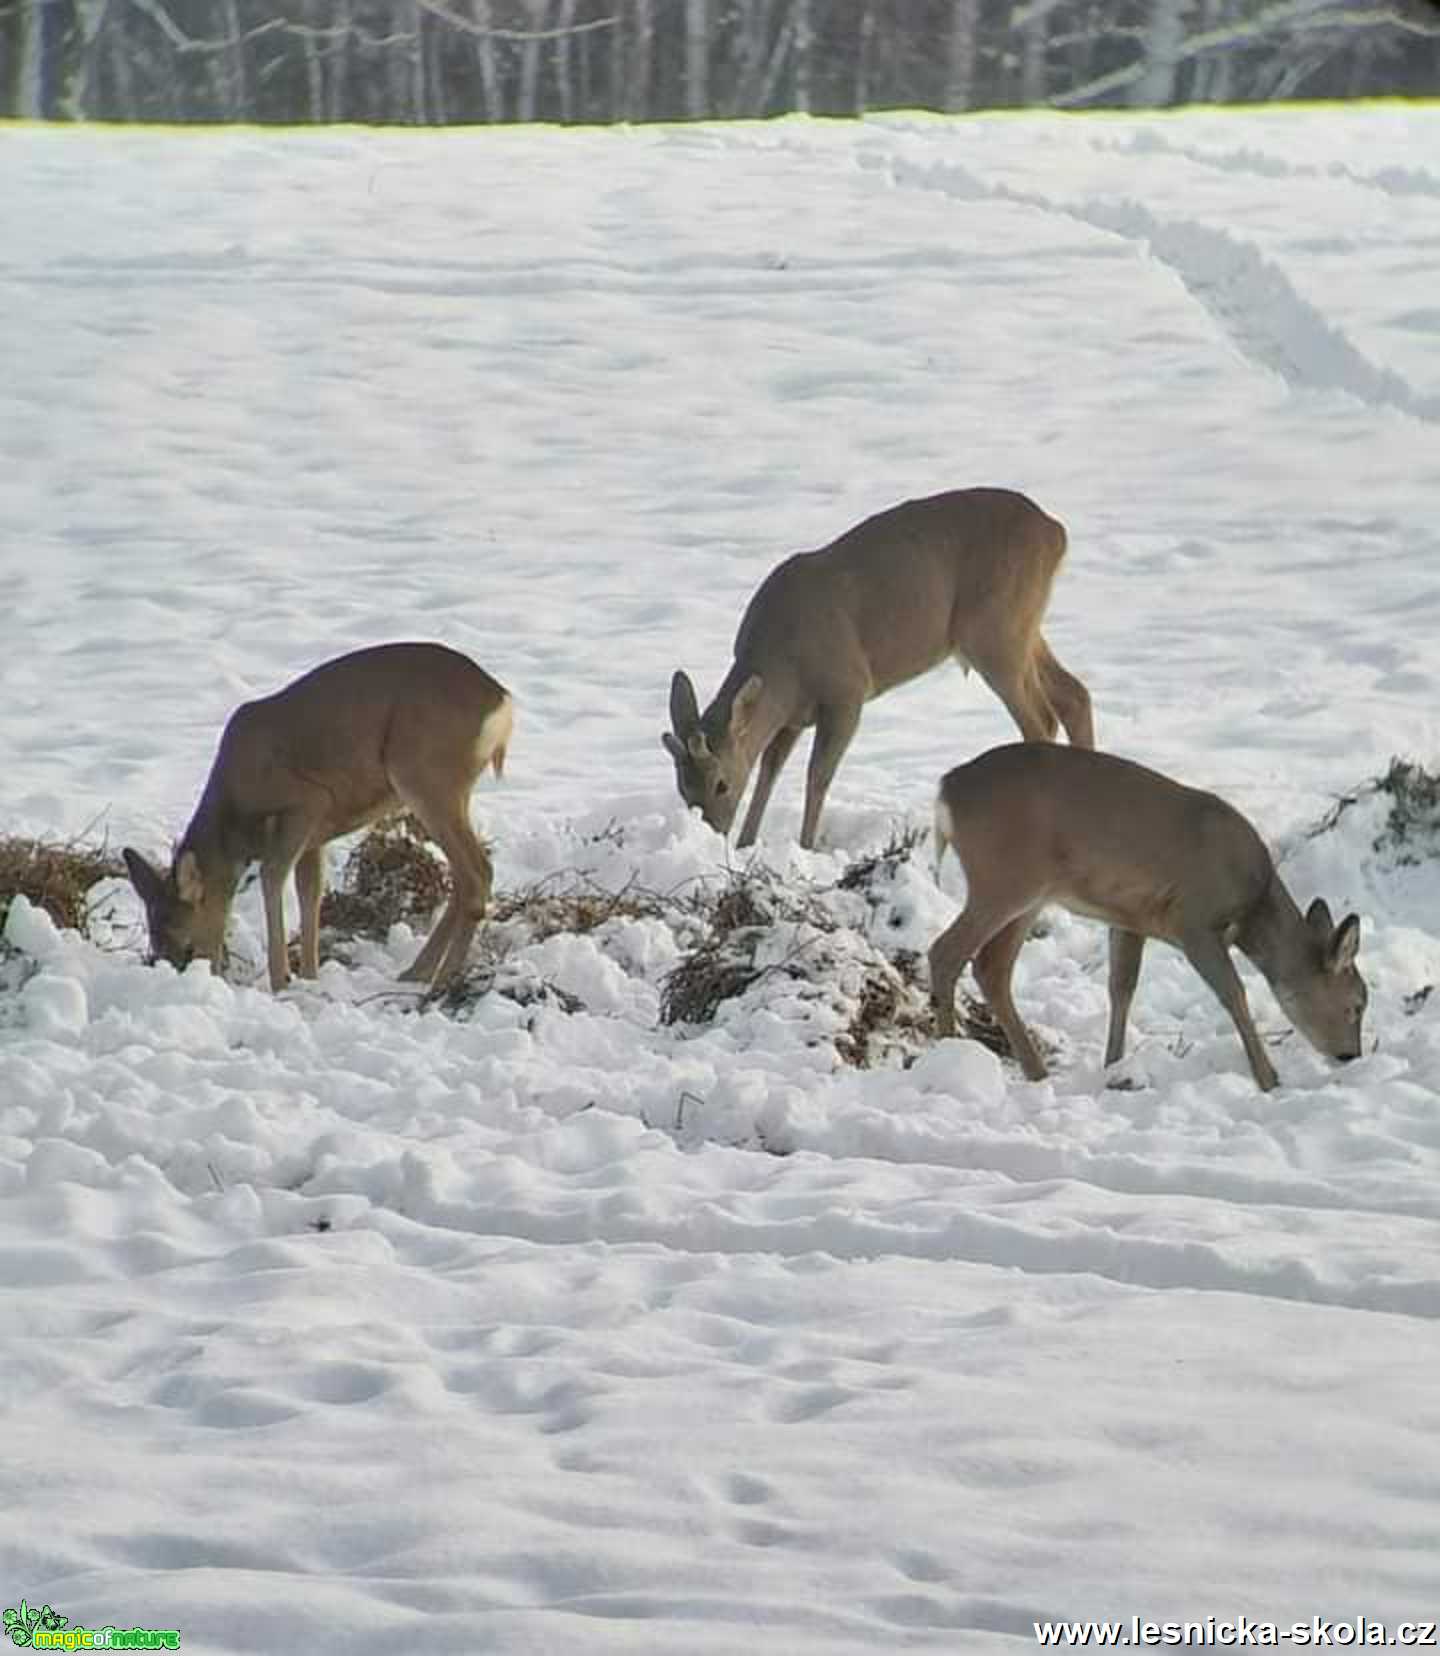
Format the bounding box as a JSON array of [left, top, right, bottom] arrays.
[[122, 642, 512, 993], [664, 489, 1093, 851], [928, 744, 1366, 1093]]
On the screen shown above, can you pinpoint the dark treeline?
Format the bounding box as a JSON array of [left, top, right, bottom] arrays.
[[3, 0, 1438, 126]]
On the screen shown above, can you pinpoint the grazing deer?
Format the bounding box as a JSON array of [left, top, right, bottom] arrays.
[[928, 744, 1366, 1092], [664, 489, 1093, 851], [123, 642, 512, 992]]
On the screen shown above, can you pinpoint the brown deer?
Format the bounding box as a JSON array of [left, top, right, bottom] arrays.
[[122, 642, 512, 993], [664, 489, 1093, 851], [928, 744, 1366, 1092]]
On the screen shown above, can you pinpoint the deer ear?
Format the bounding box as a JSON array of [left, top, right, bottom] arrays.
[[1305, 897, 1334, 935], [175, 850, 205, 905], [1328, 913, 1360, 973], [122, 847, 167, 908], [730, 674, 765, 736], [662, 732, 685, 765], [669, 671, 701, 737]]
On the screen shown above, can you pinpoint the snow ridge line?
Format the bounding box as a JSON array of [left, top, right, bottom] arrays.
[[879, 153, 1440, 427], [1099, 130, 1440, 200], [783, 1119, 1440, 1227], [352, 1181, 1440, 1323]]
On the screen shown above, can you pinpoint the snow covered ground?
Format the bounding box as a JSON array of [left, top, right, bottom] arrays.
[[3, 105, 1440, 1652]]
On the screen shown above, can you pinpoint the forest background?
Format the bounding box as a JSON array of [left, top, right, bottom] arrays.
[[4, 0, 1439, 127]]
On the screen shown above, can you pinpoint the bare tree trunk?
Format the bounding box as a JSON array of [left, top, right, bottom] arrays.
[[945, 0, 978, 111], [518, 0, 542, 120], [68, 0, 115, 118], [792, 0, 811, 113], [853, 0, 875, 113], [755, 9, 793, 114], [424, 2, 446, 122], [628, 0, 653, 120], [553, 0, 577, 120], [471, 0, 503, 120], [1131, 0, 1188, 107], [409, 0, 427, 121], [327, 0, 351, 121], [684, 0, 708, 117], [15, 0, 49, 117], [731, 0, 772, 115], [221, 0, 246, 120], [1191, 0, 1232, 102], [1020, 4, 1048, 103], [109, 13, 136, 118], [302, 10, 325, 121]]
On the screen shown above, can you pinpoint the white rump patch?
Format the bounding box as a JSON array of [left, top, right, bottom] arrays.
[[476, 694, 514, 778], [932, 793, 954, 878]]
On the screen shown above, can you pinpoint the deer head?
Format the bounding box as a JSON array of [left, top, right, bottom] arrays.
[[662, 670, 766, 836], [1267, 897, 1366, 1062], [122, 846, 231, 975]]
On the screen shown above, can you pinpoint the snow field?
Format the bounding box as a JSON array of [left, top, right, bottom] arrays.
[[2, 105, 1440, 1651]]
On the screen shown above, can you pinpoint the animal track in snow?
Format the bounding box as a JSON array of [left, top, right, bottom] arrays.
[[879, 151, 1440, 424]]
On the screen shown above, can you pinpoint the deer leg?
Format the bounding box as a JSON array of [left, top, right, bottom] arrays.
[[399, 792, 492, 986], [929, 898, 1018, 1041], [294, 845, 325, 980], [403, 905, 456, 986], [429, 817, 494, 984], [798, 701, 862, 850], [972, 907, 1048, 1081], [259, 865, 292, 991], [1104, 928, 1145, 1066], [969, 648, 1059, 744], [1036, 638, 1095, 750], [736, 725, 803, 849], [258, 815, 314, 992], [1178, 928, 1279, 1092]]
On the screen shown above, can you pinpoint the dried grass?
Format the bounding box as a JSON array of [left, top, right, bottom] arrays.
[[1374, 758, 1440, 865], [315, 816, 1018, 1069], [835, 946, 1015, 1068], [1306, 756, 1440, 866], [490, 871, 672, 940], [319, 814, 450, 941], [0, 832, 123, 937], [659, 862, 833, 1028], [836, 825, 927, 893]]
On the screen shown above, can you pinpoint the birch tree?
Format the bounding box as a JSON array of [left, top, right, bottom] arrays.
[[684, 0, 707, 116], [1130, 0, 1189, 106]]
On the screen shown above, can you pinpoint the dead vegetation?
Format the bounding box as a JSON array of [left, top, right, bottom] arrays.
[[490, 870, 673, 939], [1374, 758, 1440, 865], [1307, 757, 1440, 866], [835, 948, 1014, 1069], [659, 934, 766, 1028], [0, 808, 1015, 1071], [430, 867, 691, 1018], [431, 965, 585, 1018], [659, 861, 837, 1028], [430, 883, 675, 1021], [835, 825, 928, 893], [318, 814, 451, 941], [835, 956, 928, 1068], [656, 839, 1017, 1069], [0, 832, 123, 938]]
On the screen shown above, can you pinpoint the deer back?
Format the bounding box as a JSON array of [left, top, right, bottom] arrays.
[[209, 643, 510, 841], [937, 743, 1275, 945], [734, 489, 1068, 703]]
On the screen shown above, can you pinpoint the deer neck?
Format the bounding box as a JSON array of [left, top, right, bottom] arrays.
[[706, 659, 793, 771], [178, 792, 251, 907], [1235, 873, 1306, 992]]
